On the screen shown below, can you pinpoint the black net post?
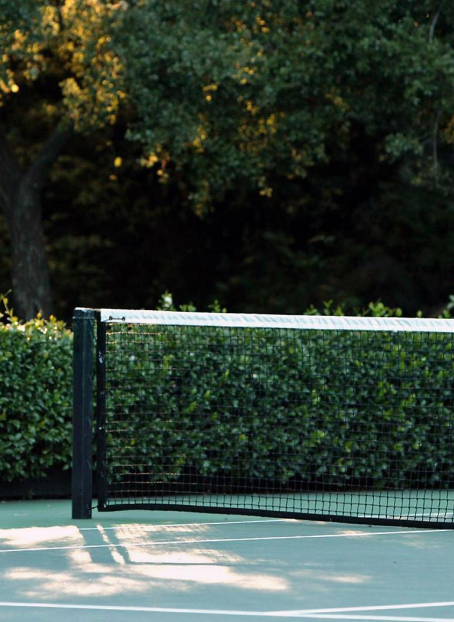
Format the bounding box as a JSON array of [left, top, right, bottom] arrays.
[[96, 320, 107, 510], [72, 308, 96, 519]]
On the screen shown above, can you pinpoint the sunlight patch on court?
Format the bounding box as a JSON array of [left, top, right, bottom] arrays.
[[0, 526, 82, 549]]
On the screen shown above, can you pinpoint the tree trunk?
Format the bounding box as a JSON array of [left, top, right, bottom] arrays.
[[10, 184, 54, 319], [0, 122, 73, 320]]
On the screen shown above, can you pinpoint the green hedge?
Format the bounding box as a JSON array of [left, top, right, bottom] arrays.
[[105, 301, 454, 492], [0, 299, 73, 482], [2, 292, 454, 491]]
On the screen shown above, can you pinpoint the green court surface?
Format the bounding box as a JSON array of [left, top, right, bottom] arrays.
[[1, 499, 454, 622]]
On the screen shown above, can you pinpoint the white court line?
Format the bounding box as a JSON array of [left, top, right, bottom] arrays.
[[78, 518, 290, 531], [1, 601, 454, 619], [77, 515, 454, 530], [277, 601, 454, 615], [300, 616, 454, 621], [0, 603, 278, 616], [0, 528, 449, 554]]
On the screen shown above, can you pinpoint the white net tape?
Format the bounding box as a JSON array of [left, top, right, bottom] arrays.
[[98, 309, 454, 333]]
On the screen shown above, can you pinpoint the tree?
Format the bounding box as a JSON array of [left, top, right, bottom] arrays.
[[0, 0, 124, 318], [113, 0, 454, 208], [2, 0, 454, 318]]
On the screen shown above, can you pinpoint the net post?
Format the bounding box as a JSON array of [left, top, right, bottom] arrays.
[[72, 308, 96, 519], [96, 320, 107, 510]]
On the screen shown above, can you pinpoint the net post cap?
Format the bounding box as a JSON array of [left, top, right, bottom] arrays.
[[73, 307, 99, 320]]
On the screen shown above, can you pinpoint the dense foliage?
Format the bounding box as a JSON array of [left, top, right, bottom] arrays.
[[106, 315, 454, 493], [0, 297, 73, 482], [3, 293, 453, 488], [2, 2, 454, 498], [114, 1, 454, 204], [1, 2, 454, 318]]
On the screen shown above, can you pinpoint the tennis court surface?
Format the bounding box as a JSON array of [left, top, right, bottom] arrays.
[[5, 308, 454, 619], [1, 499, 454, 622]]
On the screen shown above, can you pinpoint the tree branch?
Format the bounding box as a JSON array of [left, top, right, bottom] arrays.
[[50, 0, 66, 33], [429, 8, 441, 43], [0, 122, 21, 217], [24, 121, 74, 193]]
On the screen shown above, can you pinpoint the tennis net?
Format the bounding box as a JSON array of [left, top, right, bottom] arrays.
[[72, 308, 454, 527]]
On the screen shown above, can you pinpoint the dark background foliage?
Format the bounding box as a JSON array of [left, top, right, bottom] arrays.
[[1, 125, 453, 321], [1, 1, 454, 320]]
